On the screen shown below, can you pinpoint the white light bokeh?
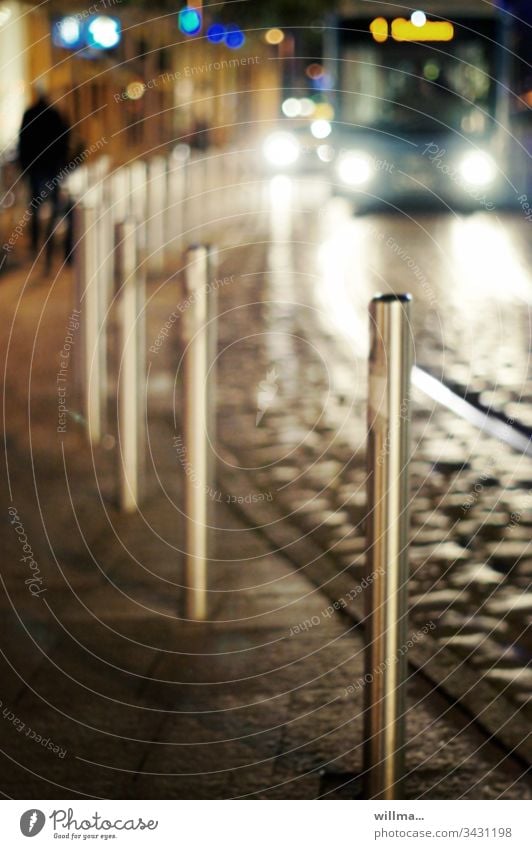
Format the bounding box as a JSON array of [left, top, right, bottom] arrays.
[[310, 119, 332, 139], [337, 151, 374, 186], [263, 132, 300, 167], [411, 10, 427, 27]]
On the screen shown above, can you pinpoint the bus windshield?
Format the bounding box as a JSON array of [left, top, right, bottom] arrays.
[[338, 17, 497, 137]]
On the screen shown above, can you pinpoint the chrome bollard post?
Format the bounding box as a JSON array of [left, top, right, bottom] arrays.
[[110, 166, 130, 225], [205, 246, 218, 541], [146, 156, 167, 275], [364, 293, 413, 801], [98, 186, 115, 329], [115, 219, 146, 512], [128, 160, 147, 224], [167, 146, 189, 255], [75, 202, 105, 444], [183, 245, 210, 620], [187, 153, 205, 241], [205, 148, 219, 233]]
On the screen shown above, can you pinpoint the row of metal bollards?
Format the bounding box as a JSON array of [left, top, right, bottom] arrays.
[[71, 146, 253, 510], [68, 146, 256, 265], [72, 151, 413, 800], [183, 286, 414, 800], [74, 203, 146, 511]]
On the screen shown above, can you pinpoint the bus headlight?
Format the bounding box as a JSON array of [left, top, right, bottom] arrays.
[[337, 151, 374, 186], [310, 119, 332, 139], [458, 152, 496, 186], [263, 132, 301, 167]]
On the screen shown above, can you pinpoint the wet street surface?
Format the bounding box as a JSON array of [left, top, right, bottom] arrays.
[[1, 174, 532, 798]]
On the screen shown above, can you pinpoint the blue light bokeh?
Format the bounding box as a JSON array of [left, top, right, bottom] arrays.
[[207, 23, 226, 44], [178, 7, 202, 36], [225, 24, 245, 49]]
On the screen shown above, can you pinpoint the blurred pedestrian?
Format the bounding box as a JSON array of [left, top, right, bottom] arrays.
[[18, 83, 72, 269]]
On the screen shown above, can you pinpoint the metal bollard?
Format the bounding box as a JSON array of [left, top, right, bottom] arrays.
[[187, 153, 205, 241], [205, 148, 220, 232], [364, 293, 413, 801], [75, 202, 106, 444], [146, 156, 167, 275], [98, 188, 115, 327], [115, 219, 146, 512], [205, 247, 218, 528], [129, 160, 147, 224], [183, 245, 210, 620], [167, 146, 189, 254], [109, 167, 130, 225], [66, 164, 89, 202]]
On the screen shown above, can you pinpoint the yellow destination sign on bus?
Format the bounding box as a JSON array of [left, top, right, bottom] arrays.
[[370, 17, 455, 43]]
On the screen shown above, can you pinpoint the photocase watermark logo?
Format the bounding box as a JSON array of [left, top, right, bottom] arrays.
[[17, 807, 159, 838], [20, 809, 46, 837], [256, 367, 279, 425]]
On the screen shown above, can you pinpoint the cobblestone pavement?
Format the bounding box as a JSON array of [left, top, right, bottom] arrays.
[[1, 183, 531, 798], [211, 180, 532, 762]]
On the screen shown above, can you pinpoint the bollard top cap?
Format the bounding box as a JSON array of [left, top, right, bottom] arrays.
[[186, 243, 210, 256], [372, 293, 412, 303]]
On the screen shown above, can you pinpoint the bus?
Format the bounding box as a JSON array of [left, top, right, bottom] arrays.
[[323, 0, 512, 209]]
